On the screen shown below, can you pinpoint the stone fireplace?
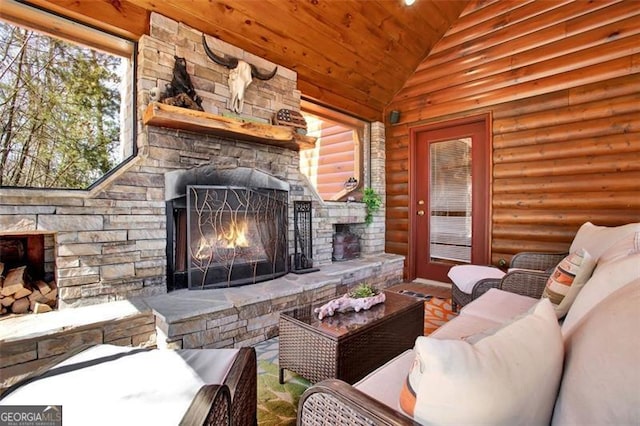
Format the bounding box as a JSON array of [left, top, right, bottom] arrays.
[[0, 12, 393, 311], [0, 14, 406, 390]]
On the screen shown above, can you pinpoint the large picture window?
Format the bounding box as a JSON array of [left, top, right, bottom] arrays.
[[0, 1, 135, 189]]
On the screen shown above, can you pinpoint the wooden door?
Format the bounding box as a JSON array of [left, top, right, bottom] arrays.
[[411, 116, 490, 282]]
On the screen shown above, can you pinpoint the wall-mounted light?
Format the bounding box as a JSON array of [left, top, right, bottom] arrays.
[[404, 0, 416, 5], [389, 110, 400, 124]]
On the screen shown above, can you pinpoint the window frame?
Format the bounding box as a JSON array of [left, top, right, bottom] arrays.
[[300, 99, 367, 202], [0, 0, 137, 192]]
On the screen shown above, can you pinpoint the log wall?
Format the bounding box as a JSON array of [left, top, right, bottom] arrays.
[[385, 0, 640, 273], [302, 120, 356, 201]]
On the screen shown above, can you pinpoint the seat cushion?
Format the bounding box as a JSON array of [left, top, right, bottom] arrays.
[[460, 288, 538, 324], [404, 298, 563, 425], [447, 265, 505, 293], [552, 279, 640, 425], [354, 348, 415, 409], [429, 311, 502, 340], [0, 345, 239, 425]]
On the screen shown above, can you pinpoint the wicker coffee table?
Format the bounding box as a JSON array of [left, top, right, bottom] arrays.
[[278, 290, 424, 384]]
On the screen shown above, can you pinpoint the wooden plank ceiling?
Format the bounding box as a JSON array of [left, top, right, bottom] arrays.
[[21, 0, 468, 121]]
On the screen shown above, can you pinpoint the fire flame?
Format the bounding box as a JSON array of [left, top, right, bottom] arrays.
[[194, 237, 213, 260], [218, 221, 250, 248], [193, 221, 251, 260]]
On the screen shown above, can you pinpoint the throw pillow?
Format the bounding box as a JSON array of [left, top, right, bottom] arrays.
[[399, 298, 563, 425], [542, 249, 596, 318]]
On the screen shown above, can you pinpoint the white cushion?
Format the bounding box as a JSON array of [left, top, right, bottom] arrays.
[[460, 288, 538, 324], [552, 279, 640, 425], [562, 252, 640, 337], [354, 348, 415, 408], [598, 230, 640, 265], [409, 299, 563, 425], [570, 221, 640, 262], [542, 249, 596, 318], [429, 312, 502, 340], [0, 345, 239, 425], [447, 265, 505, 293]]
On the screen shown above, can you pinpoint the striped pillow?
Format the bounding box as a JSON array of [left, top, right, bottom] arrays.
[[542, 249, 596, 318], [399, 351, 423, 416]]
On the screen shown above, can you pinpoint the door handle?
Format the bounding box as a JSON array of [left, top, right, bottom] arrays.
[[417, 210, 425, 216]]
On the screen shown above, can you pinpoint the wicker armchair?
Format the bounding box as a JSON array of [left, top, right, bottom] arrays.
[[182, 346, 257, 426], [451, 251, 568, 312], [297, 378, 419, 425]]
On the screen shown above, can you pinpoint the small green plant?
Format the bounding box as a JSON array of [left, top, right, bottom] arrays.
[[350, 283, 378, 298], [362, 187, 382, 225]]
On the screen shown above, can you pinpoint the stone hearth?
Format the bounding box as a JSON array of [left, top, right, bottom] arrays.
[[0, 255, 403, 390]]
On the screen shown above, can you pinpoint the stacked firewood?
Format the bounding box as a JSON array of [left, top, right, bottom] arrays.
[[0, 263, 58, 315]]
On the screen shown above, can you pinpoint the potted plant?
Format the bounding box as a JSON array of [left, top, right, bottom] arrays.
[[362, 188, 382, 225]]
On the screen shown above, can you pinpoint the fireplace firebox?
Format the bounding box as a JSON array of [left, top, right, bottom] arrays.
[[166, 167, 290, 290]]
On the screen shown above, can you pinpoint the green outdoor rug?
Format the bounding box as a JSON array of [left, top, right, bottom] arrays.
[[255, 337, 310, 426]]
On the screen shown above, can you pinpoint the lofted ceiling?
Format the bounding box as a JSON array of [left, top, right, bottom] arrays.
[[20, 0, 468, 121]]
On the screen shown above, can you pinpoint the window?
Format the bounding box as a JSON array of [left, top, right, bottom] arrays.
[[0, 1, 135, 189], [300, 100, 366, 201]]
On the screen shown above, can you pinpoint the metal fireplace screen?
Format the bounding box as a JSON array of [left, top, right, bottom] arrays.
[[186, 185, 288, 289]]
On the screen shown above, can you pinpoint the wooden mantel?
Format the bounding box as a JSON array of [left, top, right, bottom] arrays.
[[143, 103, 316, 151]]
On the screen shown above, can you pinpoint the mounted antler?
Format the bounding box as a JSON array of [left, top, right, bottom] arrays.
[[201, 34, 239, 69], [202, 34, 278, 113]]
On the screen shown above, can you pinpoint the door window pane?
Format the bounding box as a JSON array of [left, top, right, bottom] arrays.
[[429, 138, 472, 263]]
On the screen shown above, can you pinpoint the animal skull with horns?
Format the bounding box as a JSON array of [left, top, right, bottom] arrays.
[[202, 35, 278, 114]]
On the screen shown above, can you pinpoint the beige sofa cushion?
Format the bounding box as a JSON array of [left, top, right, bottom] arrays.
[[355, 313, 504, 407], [552, 279, 640, 425], [459, 288, 538, 324], [354, 348, 415, 409], [410, 299, 563, 426], [570, 221, 640, 261], [561, 252, 640, 337]]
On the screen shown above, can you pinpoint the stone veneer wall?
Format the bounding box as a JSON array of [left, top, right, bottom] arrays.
[[0, 13, 388, 309]]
